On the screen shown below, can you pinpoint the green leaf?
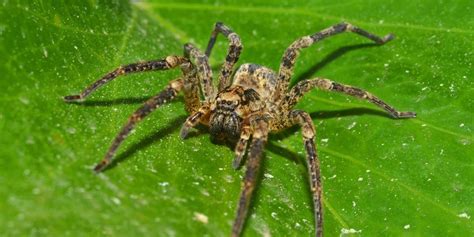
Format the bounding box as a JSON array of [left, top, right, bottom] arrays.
[[1, 0, 473, 236]]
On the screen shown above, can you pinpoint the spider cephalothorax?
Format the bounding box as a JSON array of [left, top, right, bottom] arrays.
[[65, 22, 416, 236], [209, 86, 252, 141], [209, 64, 274, 142]]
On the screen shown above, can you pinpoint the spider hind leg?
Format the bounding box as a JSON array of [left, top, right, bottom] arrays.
[[289, 110, 323, 237]]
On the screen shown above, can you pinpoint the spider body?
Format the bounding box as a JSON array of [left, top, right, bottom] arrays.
[[209, 63, 276, 142], [65, 22, 416, 236]]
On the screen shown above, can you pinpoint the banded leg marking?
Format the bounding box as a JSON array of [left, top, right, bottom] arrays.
[[179, 105, 211, 139], [64, 56, 188, 102], [231, 118, 268, 237], [289, 110, 322, 237], [277, 22, 393, 100], [205, 22, 243, 90], [287, 78, 416, 118], [184, 43, 215, 100], [93, 79, 184, 172], [233, 124, 251, 169]]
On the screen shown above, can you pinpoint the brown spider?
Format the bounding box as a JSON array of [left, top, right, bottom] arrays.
[[64, 22, 416, 236]]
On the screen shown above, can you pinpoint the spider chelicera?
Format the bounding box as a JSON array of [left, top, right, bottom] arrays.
[[65, 22, 416, 236]]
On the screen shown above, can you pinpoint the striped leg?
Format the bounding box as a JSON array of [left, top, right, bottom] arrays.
[[184, 43, 215, 100], [232, 118, 268, 237], [286, 78, 416, 118], [276, 22, 393, 100], [93, 79, 184, 172], [289, 110, 322, 237], [232, 117, 268, 237], [233, 124, 251, 169], [179, 105, 211, 139], [205, 22, 243, 90], [180, 61, 201, 114], [64, 56, 188, 102]]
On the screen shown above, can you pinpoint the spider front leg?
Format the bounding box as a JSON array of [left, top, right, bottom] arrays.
[[181, 61, 201, 114], [179, 104, 211, 139], [233, 123, 251, 169], [286, 78, 416, 118], [184, 43, 215, 100], [205, 22, 243, 90], [276, 22, 393, 100], [93, 79, 184, 172], [64, 56, 188, 102], [287, 110, 323, 237], [232, 117, 268, 237]]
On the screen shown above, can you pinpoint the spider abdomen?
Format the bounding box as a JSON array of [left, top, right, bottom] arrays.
[[233, 63, 278, 101]]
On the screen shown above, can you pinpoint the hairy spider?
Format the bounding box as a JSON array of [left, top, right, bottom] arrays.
[[64, 22, 416, 236]]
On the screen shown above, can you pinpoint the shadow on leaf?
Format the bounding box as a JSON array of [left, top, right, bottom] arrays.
[[293, 43, 378, 84], [75, 97, 185, 106], [270, 107, 390, 141], [101, 115, 187, 172]]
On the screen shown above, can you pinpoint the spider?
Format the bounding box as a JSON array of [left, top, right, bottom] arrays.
[[64, 22, 416, 236]]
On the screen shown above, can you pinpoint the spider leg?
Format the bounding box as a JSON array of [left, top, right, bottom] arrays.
[[93, 79, 183, 172], [64, 56, 188, 102], [233, 123, 251, 169], [286, 78, 416, 118], [180, 61, 201, 114], [232, 117, 268, 237], [205, 22, 243, 90], [179, 104, 211, 139], [287, 110, 323, 237], [184, 43, 215, 101], [180, 42, 238, 138], [276, 22, 393, 100]]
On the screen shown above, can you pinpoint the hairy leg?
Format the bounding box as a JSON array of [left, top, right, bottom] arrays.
[[184, 43, 215, 101], [93, 79, 183, 172], [205, 22, 243, 90], [179, 104, 211, 139], [64, 56, 188, 102], [287, 110, 323, 237], [232, 117, 268, 237], [285, 78, 416, 118], [233, 123, 251, 169], [276, 22, 393, 100], [180, 61, 201, 114]]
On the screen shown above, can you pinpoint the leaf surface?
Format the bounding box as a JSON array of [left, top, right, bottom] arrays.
[[1, 0, 473, 236]]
